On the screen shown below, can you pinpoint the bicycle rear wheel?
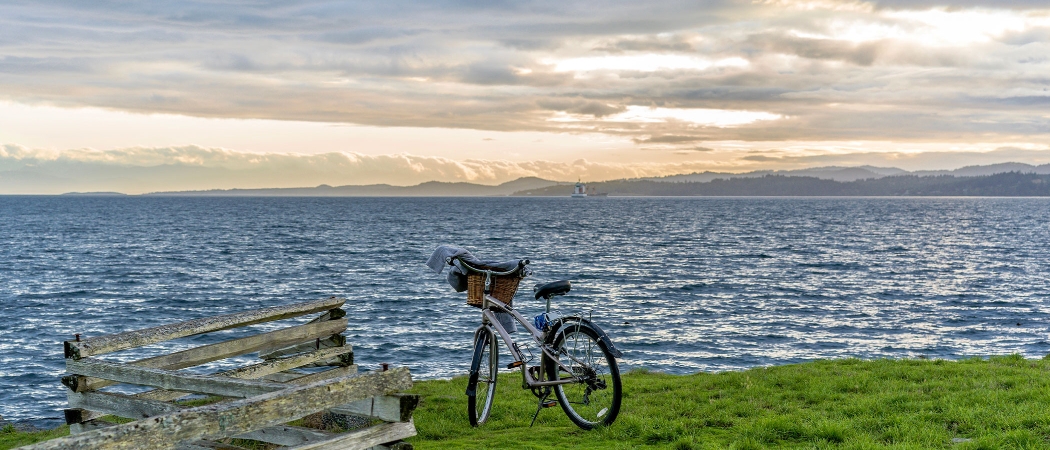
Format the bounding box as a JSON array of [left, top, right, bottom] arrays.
[[547, 322, 622, 429], [467, 327, 498, 426]]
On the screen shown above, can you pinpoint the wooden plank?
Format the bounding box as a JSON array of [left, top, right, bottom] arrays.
[[260, 371, 309, 383], [289, 365, 358, 385], [231, 425, 335, 447], [136, 346, 353, 402], [67, 359, 295, 399], [65, 408, 106, 426], [306, 308, 346, 324], [135, 319, 348, 371], [284, 420, 417, 450], [330, 394, 419, 423], [262, 365, 358, 384], [228, 344, 352, 377], [68, 391, 182, 420], [371, 442, 413, 450], [69, 419, 115, 435], [259, 334, 346, 360], [65, 297, 346, 359], [66, 319, 347, 392], [20, 367, 412, 450], [175, 441, 249, 450]]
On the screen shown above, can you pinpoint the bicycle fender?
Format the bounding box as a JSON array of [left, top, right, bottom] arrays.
[[546, 316, 624, 358], [465, 325, 491, 397]]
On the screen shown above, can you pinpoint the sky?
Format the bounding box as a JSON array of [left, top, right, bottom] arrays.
[[1, 0, 1049, 193]]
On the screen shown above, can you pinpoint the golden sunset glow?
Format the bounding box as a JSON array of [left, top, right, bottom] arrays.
[[1, 0, 1048, 193]]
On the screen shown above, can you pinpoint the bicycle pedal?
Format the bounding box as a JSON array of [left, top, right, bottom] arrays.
[[541, 400, 558, 408], [506, 361, 524, 369]]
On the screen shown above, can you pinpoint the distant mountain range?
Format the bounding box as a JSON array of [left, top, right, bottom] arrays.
[[145, 177, 558, 196], [124, 162, 1050, 197], [516, 172, 1050, 197], [647, 163, 1050, 183]]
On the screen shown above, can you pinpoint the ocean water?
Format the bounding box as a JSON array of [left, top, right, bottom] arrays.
[[2, 196, 1050, 427]]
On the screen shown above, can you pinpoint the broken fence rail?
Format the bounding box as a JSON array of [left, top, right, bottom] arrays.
[[18, 297, 418, 450]]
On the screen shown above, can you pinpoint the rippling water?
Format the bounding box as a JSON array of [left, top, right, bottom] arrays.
[[2, 196, 1050, 427]]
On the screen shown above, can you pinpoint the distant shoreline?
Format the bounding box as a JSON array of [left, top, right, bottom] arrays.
[[3, 170, 1050, 198]]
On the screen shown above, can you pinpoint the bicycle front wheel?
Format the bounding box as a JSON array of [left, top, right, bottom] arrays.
[[467, 327, 498, 426], [548, 322, 622, 429]]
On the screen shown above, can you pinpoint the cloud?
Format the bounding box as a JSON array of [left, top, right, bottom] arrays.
[[591, 35, 696, 53], [737, 147, 1050, 170], [4, 144, 1050, 194], [633, 135, 705, 144], [0, 145, 732, 194], [0, 0, 1048, 148]]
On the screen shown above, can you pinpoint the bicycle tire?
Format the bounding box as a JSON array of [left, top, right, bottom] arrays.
[[547, 321, 622, 429], [466, 327, 498, 426]]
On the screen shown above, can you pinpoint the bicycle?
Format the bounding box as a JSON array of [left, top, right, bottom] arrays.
[[448, 256, 623, 430]]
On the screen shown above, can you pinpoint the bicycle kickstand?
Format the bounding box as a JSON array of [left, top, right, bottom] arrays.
[[530, 394, 558, 427]]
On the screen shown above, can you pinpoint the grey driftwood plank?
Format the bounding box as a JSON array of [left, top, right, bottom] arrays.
[[227, 344, 352, 377], [64, 408, 106, 428], [175, 441, 249, 450], [231, 425, 336, 446], [135, 345, 354, 402], [330, 394, 420, 423], [370, 441, 413, 450], [288, 365, 358, 385], [260, 365, 358, 384], [65, 297, 346, 359], [66, 319, 347, 392], [260, 371, 308, 383], [66, 359, 293, 398], [259, 334, 346, 360], [71, 368, 364, 442], [284, 420, 417, 450], [19, 367, 412, 450], [69, 419, 115, 435], [68, 391, 182, 420]]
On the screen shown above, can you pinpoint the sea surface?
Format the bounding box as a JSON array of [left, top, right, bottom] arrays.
[[2, 196, 1050, 427]]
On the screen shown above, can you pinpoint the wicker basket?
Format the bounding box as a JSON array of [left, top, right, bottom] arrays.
[[466, 272, 521, 308]]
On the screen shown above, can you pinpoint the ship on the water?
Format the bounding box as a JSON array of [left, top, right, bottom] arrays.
[[572, 180, 587, 197], [572, 179, 608, 197]]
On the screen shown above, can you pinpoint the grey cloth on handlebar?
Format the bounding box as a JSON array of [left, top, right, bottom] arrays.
[[427, 245, 520, 292], [428, 245, 520, 333]]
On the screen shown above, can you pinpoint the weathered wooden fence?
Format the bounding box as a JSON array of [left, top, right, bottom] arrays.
[[19, 297, 418, 450]]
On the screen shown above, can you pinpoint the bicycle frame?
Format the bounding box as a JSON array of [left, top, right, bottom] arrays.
[[451, 254, 623, 429], [477, 294, 587, 388], [450, 256, 590, 388]]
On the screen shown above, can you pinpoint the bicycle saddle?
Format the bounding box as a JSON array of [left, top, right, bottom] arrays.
[[534, 280, 571, 300]]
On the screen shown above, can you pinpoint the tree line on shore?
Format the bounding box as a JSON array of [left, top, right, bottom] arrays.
[[515, 172, 1050, 197]]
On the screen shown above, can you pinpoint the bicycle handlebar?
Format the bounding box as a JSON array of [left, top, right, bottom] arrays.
[[448, 256, 530, 277]]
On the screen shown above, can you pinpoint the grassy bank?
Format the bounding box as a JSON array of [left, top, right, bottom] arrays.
[[5, 356, 1050, 449], [407, 356, 1050, 449], [0, 425, 68, 449]]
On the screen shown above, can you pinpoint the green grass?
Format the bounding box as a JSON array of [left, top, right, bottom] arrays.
[[0, 424, 70, 449], [5, 356, 1050, 449], [406, 356, 1050, 449]]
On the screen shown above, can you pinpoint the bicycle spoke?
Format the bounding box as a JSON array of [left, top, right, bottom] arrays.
[[549, 324, 622, 429]]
